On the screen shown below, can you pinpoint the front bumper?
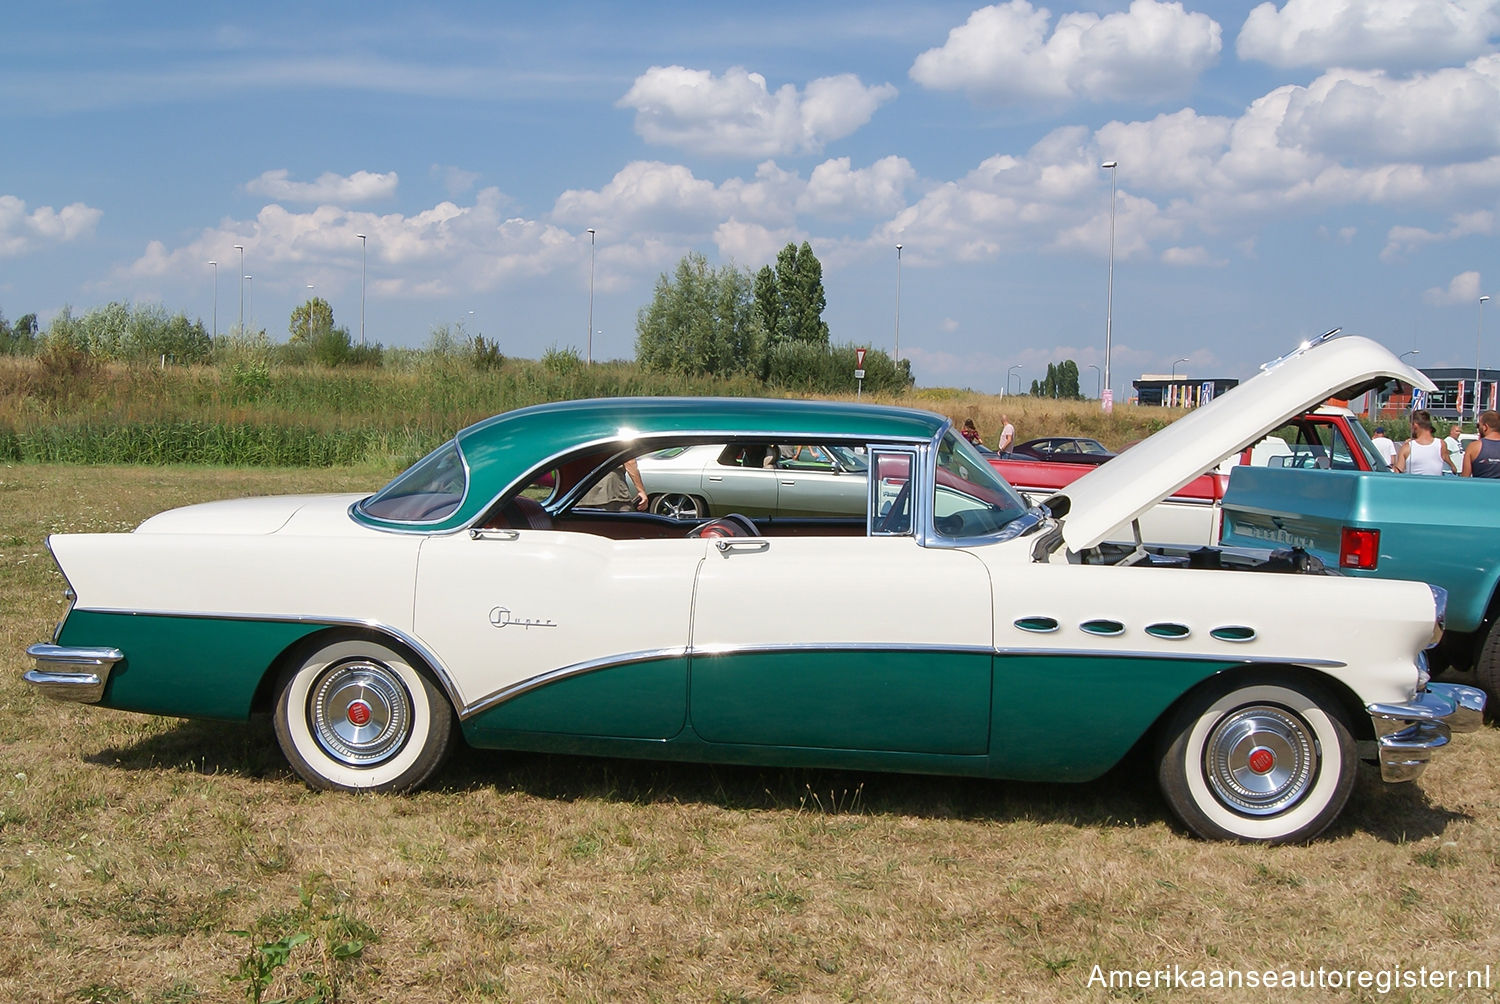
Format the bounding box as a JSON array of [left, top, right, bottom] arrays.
[[1367, 682, 1486, 782], [24, 644, 123, 704]]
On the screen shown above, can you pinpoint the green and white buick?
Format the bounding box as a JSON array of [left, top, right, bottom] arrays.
[[25, 333, 1484, 844]]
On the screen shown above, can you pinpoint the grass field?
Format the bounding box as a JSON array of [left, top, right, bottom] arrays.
[[3, 465, 1498, 1002]]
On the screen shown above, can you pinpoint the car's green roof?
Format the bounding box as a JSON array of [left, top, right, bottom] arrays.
[[360, 396, 949, 533]]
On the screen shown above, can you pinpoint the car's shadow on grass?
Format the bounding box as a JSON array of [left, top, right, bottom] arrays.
[[86, 718, 1472, 842]]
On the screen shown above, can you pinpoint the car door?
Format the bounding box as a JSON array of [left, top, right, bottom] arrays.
[[700, 445, 779, 516], [687, 451, 995, 756], [770, 444, 868, 517], [412, 529, 706, 738]]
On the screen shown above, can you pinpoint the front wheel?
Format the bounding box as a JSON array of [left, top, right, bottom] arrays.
[[1156, 675, 1355, 844], [274, 636, 455, 793]]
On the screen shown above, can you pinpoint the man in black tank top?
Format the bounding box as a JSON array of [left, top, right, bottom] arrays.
[[1462, 410, 1500, 478]]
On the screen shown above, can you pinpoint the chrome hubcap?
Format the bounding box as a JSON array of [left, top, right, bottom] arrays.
[[1204, 704, 1316, 816], [660, 494, 699, 519], [309, 659, 412, 767]]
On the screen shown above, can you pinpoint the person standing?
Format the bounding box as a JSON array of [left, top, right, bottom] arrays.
[[997, 415, 1015, 454], [1444, 421, 1465, 460], [1393, 413, 1450, 475], [1370, 426, 1397, 466], [960, 419, 984, 447], [579, 458, 649, 510], [1463, 410, 1500, 478]]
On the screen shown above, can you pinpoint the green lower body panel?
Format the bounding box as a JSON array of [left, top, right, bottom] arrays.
[[57, 610, 322, 721], [462, 657, 688, 743], [990, 655, 1231, 781]]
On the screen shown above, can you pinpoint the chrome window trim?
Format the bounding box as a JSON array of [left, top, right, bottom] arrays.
[[350, 437, 474, 531], [867, 443, 925, 538]]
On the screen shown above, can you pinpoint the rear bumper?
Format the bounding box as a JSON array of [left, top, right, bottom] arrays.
[[24, 644, 123, 704], [1366, 682, 1486, 782]]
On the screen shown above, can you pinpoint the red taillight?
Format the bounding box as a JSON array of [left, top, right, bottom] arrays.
[[1340, 527, 1380, 570]]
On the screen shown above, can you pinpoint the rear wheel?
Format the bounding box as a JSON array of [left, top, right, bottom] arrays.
[[652, 493, 705, 520], [1156, 674, 1355, 844], [1475, 620, 1500, 711], [274, 636, 454, 793]]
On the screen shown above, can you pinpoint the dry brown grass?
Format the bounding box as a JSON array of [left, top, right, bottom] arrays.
[[3, 464, 1499, 1003]]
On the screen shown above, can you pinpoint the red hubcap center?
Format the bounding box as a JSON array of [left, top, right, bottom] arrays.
[[346, 700, 373, 727], [1248, 748, 1275, 774]]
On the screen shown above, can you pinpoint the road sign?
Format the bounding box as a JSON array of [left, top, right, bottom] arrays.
[[855, 347, 867, 368]]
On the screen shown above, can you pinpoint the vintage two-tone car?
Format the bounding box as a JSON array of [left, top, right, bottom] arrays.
[[25, 332, 1483, 844]]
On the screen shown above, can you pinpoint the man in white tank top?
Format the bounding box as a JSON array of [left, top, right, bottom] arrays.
[[1393, 412, 1453, 475]]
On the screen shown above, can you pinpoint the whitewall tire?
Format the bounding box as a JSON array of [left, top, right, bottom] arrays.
[[274, 636, 455, 793], [1156, 675, 1355, 844]]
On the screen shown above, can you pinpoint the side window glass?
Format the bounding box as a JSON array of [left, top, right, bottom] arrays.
[[870, 450, 916, 536]]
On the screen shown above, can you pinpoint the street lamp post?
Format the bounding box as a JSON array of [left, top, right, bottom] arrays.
[[208, 260, 217, 339], [306, 283, 315, 339], [1478, 295, 1492, 422], [1101, 161, 1118, 401], [1007, 364, 1021, 396], [1172, 357, 1188, 380], [1087, 363, 1101, 398], [586, 228, 596, 366], [234, 245, 245, 334], [356, 233, 367, 345], [244, 276, 253, 333], [894, 243, 903, 362]]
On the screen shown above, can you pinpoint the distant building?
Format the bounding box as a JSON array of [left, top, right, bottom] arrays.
[[1132, 374, 1240, 407], [1368, 367, 1500, 420]]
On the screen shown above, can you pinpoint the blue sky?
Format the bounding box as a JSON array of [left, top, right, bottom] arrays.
[[4, 1, 1500, 396]]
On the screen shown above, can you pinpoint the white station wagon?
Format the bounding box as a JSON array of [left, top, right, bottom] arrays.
[[26, 332, 1483, 844]]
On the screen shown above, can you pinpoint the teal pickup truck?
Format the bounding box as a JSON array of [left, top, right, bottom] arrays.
[[1221, 464, 1500, 702]]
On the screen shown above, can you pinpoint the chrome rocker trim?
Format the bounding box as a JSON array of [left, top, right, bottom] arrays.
[[24, 645, 125, 704], [1366, 682, 1486, 783]]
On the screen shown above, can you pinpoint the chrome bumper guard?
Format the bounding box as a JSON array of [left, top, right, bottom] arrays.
[[24, 645, 123, 704], [1366, 682, 1486, 783]]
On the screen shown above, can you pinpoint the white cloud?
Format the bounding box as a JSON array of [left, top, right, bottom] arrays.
[[1238, 0, 1500, 69], [1161, 245, 1225, 265], [431, 164, 481, 197], [123, 187, 576, 300], [0, 195, 102, 257], [713, 219, 802, 266], [1424, 269, 1484, 304], [1277, 57, 1500, 166], [1382, 210, 1494, 260], [618, 66, 897, 157], [243, 169, 399, 204], [796, 156, 916, 218], [910, 0, 1221, 105]]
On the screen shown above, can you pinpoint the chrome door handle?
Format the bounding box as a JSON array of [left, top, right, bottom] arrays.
[[714, 539, 770, 553]]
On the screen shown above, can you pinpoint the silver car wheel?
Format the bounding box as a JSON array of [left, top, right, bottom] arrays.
[[1201, 704, 1315, 816], [309, 658, 413, 767], [654, 493, 703, 520]]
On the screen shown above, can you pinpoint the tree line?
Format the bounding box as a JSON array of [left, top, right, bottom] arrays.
[[2, 240, 915, 394]]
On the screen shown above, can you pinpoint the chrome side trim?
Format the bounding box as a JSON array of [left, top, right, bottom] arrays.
[[688, 641, 995, 658], [64, 608, 467, 717], [995, 645, 1345, 667], [24, 645, 124, 703]]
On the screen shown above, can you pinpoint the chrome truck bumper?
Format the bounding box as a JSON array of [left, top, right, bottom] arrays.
[[24, 645, 123, 704], [1367, 682, 1486, 783]]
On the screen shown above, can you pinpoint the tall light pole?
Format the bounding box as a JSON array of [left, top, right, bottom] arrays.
[[208, 260, 218, 339], [586, 228, 596, 366], [1087, 362, 1100, 398], [306, 283, 315, 339], [356, 233, 367, 345], [894, 243, 903, 361], [1172, 357, 1188, 380], [1478, 295, 1492, 422], [1101, 161, 1118, 401], [244, 276, 253, 333], [1007, 364, 1021, 396], [234, 245, 245, 334]]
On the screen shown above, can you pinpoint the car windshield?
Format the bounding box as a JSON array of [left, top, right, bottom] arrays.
[[932, 431, 1031, 539], [359, 440, 467, 522]]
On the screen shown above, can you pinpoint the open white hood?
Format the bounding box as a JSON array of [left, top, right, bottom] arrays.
[[1053, 332, 1434, 552]]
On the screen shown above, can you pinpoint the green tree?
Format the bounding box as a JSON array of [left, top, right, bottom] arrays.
[[635, 252, 764, 377], [289, 297, 336, 342], [757, 242, 830, 349]]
